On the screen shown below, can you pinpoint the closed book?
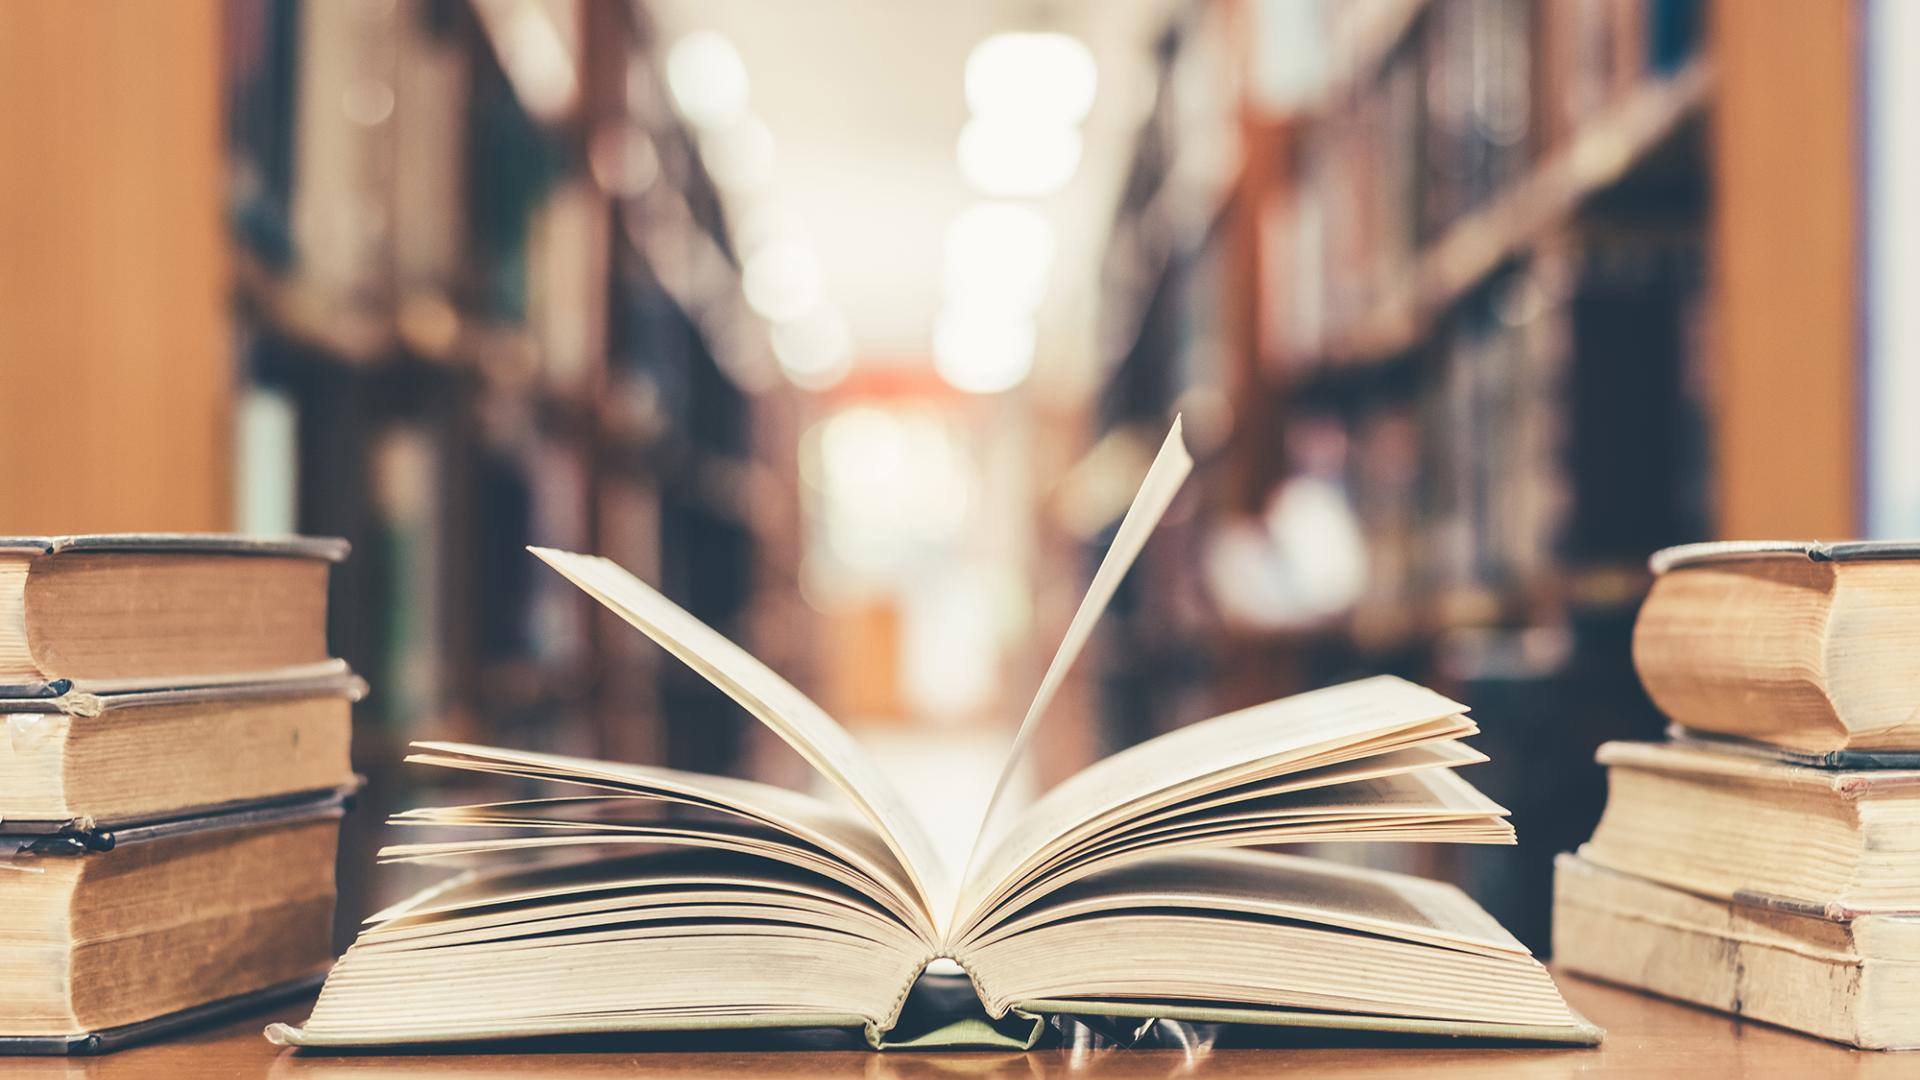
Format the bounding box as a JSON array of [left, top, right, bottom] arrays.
[[1634, 540, 1920, 754], [0, 535, 346, 696], [0, 791, 347, 1052], [1554, 853, 1920, 1049], [0, 669, 363, 829], [1581, 740, 1920, 914]]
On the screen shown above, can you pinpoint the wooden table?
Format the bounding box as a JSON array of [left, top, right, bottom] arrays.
[[4, 970, 1911, 1078]]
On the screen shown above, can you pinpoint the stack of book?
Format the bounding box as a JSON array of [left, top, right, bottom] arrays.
[[1555, 540, 1920, 1050], [0, 536, 358, 1054]]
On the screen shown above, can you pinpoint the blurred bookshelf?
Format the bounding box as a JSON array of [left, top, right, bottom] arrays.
[[4, 0, 1871, 961], [1075, 0, 1828, 950], [221, 0, 804, 938]]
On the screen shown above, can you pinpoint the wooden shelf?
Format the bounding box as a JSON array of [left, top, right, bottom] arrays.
[[1297, 58, 1713, 374], [1220, 562, 1653, 661], [234, 250, 614, 422], [232, 252, 397, 365]]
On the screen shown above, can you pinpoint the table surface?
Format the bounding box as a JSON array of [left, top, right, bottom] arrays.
[[3, 969, 1913, 1079]]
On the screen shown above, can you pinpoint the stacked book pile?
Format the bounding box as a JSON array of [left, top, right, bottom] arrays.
[[1555, 541, 1920, 1050], [0, 536, 358, 1054]]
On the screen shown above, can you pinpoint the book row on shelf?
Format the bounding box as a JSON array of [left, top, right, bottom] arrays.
[[1089, 0, 1710, 672], [222, 0, 802, 800], [1268, 0, 1706, 369], [220, 0, 821, 931], [1074, 0, 1715, 949]]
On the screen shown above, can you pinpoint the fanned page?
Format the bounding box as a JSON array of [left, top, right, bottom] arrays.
[[529, 547, 952, 925], [960, 850, 1583, 1036], [385, 741, 936, 939], [952, 676, 1480, 935], [958, 418, 1194, 925]]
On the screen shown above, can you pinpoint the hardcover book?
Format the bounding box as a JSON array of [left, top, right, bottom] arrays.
[[1555, 853, 1920, 1050], [0, 791, 346, 1052], [1635, 540, 1920, 754], [1580, 740, 1920, 915], [0, 669, 362, 829], [270, 421, 1594, 1050], [0, 534, 347, 696]]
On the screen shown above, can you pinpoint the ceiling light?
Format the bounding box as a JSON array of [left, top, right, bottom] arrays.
[[771, 307, 854, 390], [732, 200, 808, 253], [964, 32, 1099, 127], [742, 241, 824, 323], [944, 202, 1055, 313], [933, 307, 1035, 394], [957, 118, 1082, 197], [666, 31, 750, 129], [700, 115, 777, 192]]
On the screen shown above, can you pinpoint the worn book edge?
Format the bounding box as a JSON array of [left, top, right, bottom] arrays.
[[3, 972, 329, 1056], [1596, 740, 1920, 795], [1650, 539, 1920, 574], [0, 534, 349, 561], [1553, 853, 1920, 1050], [0, 658, 354, 701], [1667, 726, 1920, 770], [0, 784, 354, 845], [1, 666, 366, 715]]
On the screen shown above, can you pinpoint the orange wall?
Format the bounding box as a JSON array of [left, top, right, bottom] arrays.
[[0, 4, 232, 533]]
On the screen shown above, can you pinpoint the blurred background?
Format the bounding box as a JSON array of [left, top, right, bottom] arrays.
[[1, 0, 1912, 953]]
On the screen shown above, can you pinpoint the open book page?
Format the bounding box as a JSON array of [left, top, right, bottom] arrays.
[[957, 418, 1194, 926], [364, 849, 901, 928], [273, 850, 928, 1048], [1115, 740, 1489, 829], [1034, 768, 1512, 886], [377, 813, 909, 915], [356, 850, 928, 955], [381, 772, 933, 938], [971, 849, 1530, 958], [528, 547, 952, 924], [953, 676, 1472, 936], [958, 851, 1579, 1034], [401, 740, 924, 927]]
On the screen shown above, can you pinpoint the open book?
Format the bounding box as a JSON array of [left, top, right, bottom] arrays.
[[269, 421, 1593, 1050]]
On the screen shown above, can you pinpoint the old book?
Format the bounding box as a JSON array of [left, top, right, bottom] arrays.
[[0, 535, 347, 695], [1634, 541, 1920, 753], [270, 421, 1594, 1050], [0, 669, 363, 828], [1666, 727, 1920, 771], [1581, 740, 1920, 913], [0, 792, 345, 1050], [1554, 853, 1920, 1049]]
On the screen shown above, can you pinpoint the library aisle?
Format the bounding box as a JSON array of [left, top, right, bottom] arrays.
[[3, 0, 1918, 1066]]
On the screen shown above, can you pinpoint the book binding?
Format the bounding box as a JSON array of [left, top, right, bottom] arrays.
[[1650, 539, 1920, 574], [0, 534, 350, 561], [0, 972, 328, 1056], [0, 784, 354, 849], [0, 658, 356, 702], [1667, 725, 1920, 770]]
